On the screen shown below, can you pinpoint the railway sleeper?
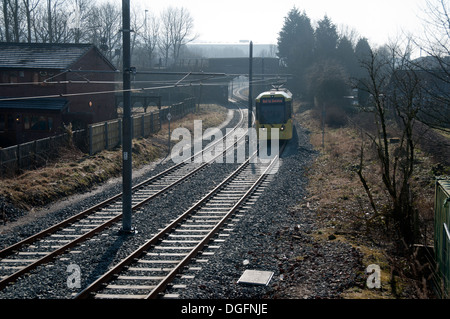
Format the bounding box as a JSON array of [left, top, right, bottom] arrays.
[[94, 293, 148, 299], [105, 284, 157, 290], [137, 260, 181, 265]]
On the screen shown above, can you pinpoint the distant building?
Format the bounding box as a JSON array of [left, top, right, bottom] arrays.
[[207, 57, 280, 75], [186, 43, 278, 59], [388, 56, 450, 129], [0, 43, 117, 147]]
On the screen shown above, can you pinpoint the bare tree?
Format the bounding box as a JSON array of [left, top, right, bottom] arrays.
[[357, 43, 424, 249], [159, 6, 196, 67], [169, 6, 196, 66], [32, 0, 73, 43], [87, 1, 121, 64], [1, 0, 84, 43], [141, 9, 159, 68], [2, 0, 11, 41], [71, 0, 94, 44], [1, 0, 26, 42], [159, 7, 175, 67], [130, 5, 144, 62], [418, 0, 450, 58], [9, 0, 22, 42], [0, 0, 198, 71], [412, 0, 450, 131], [130, 8, 159, 69], [23, 0, 40, 42], [338, 23, 360, 47], [46, 0, 52, 42]]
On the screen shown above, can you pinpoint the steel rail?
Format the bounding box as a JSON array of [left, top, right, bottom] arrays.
[[0, 104, 244, 258], [74, 152, 257, 299], [0, 162, 201, 290], [0, 162, 183, 259], [0, 104, 246, 290], [75, 141, 284, 299], [145, 148, 283, 299]]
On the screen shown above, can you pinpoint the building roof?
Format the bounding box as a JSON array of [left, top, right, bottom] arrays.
[[0, 98, 69, 111], [0, 42, 116, 70], [256, 88, 292, 101], [412, 56, 450, 71]]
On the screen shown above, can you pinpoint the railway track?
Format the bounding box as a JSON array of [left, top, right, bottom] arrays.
[[0, 102, 247, 291], [75, 144, 284, 299]]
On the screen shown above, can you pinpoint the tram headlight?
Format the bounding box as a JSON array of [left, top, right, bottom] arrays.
[[280, 125, 285, 131]]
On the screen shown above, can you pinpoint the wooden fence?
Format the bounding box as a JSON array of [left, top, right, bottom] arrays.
[[0, 97, 196, 175], [88, 97, 195, 155], [0, 130, 86, 176]]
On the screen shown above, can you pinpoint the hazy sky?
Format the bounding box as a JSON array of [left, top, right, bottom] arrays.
[[135, 0, 426, 47]]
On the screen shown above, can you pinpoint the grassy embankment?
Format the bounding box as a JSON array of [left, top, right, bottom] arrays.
[[0, 104, 228, 211], [295, 102, 449, 298]]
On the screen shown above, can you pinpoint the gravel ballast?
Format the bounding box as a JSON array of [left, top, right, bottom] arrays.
[[173, 123, 364, 300]]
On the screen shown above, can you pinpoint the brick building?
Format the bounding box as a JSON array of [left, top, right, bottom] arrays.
[[0, 43, 117, 147]]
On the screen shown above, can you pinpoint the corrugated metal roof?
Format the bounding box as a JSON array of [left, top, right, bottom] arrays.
[[0, 98, 68, 111], [0, 43, 98, 70]]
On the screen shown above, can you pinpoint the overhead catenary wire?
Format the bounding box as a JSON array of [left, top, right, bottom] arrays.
[[0, 65, 288, 87], [0, 66, 290, 102], [0, 83, 188, 102], [41, 74, 283, 86], [0, 76, 283, 87], [0, 80, 286, 103]]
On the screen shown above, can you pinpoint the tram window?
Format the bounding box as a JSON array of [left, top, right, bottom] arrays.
[[259, 104, 286, 124]]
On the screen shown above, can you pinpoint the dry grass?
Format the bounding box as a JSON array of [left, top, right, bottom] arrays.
[[0, 104, 228, 211], [295, 103, 446, 298], [299, 109, 383, 228]]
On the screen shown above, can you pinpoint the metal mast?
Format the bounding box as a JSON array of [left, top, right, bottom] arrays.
[[248, 41, 253, 129], [121, 0, 133, 233]]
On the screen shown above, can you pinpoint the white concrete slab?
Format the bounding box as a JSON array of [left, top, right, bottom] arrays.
[[237, 270, 274, 286]]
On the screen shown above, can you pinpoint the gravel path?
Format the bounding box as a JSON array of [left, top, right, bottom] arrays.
[[173, 123, 364, 300], [0, 106, 364, 300], [0, 106, 240, 299]]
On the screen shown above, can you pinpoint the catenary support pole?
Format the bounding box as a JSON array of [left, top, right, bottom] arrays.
[[121, 0, 133, 233], [248, 41, 253, 129]]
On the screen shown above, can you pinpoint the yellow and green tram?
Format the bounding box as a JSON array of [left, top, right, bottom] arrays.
[[255, 88, 293, 140]]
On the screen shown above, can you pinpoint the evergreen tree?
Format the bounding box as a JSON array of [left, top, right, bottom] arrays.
[[354, 37, 373, 105], [354, 38, 372, 74], [277, 7, 314, 97], [336, 36, 358, 77], [306, 59, 349, 109], [314, 15, 339, 60]]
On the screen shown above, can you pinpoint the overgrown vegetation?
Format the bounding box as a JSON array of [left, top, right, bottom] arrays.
[[0, 104, 228, 212], [296, 101, 448, 298], [279, 0, 449, 298], [0, 1, 197, 69]]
